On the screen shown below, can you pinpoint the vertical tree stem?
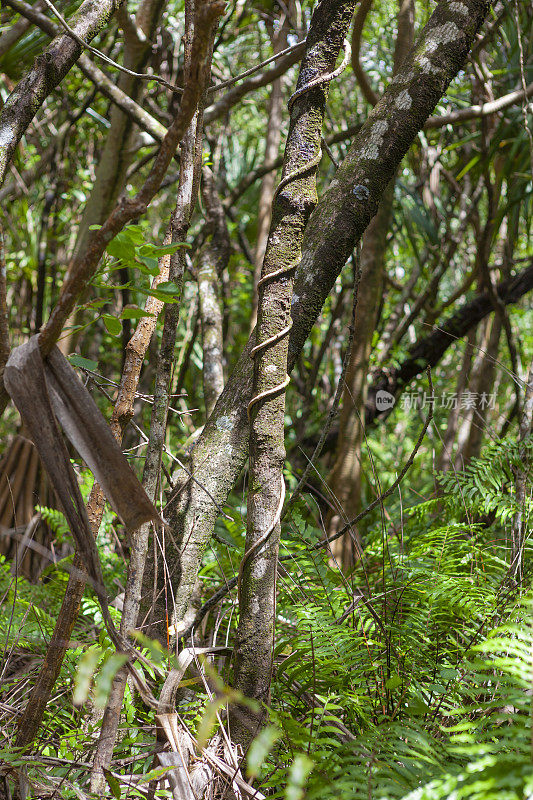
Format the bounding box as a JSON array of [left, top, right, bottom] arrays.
[[231, 0, 355, 746]]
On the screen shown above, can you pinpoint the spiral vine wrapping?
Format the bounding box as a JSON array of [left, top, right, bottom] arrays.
[[239, 40, 350, 599]]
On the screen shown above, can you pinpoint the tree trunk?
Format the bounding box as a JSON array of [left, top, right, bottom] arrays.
[[198, 166, 231, 417], [231, 0, 356, 748], [326, 185, 393, 567]]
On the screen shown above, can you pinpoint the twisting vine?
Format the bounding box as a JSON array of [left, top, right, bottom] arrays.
[[246, 39, 350, 424], [242, 37, 351, 577]]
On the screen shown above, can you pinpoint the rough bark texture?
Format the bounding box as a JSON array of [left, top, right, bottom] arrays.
[[0, 0, 124, 187], [230, 0, 356, 745], [163, 0, 492, 631]]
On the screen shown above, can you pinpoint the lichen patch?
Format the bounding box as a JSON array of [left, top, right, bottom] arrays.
[[360, 119, 389, 160], [395, 90, 412, 110], [425, 22, 461, 54], [449, 2, 468, 14]]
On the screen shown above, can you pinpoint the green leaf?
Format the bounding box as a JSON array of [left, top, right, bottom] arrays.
[[152, 281, 181, 296], [385, 674, 403, 690], [67, 354, 98, 371], [247, 725, 281, 780], [106, 229, 138, 262], [137, 281, 182, 303], [197, 695, 228, 749], [286, 754, 314, 800], [129, 630, 165, 664], [120, 306, 155, 320], [137, 256, 160, 275], [103, 314, 122, 336], [138, 242, 190, 257], [73, 647, 101, 706], [94, 653, 129, 708], [103, 768, 121, 799]]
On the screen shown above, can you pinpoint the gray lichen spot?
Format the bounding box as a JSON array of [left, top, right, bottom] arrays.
[[0, 126, 14, 148], [291, 294, 300, 306], [252, 558, 267, 579], [392, 70, 414, 86], [216, 415, 234, 431], [449, 1, 468, 14], [395, 89, 412, 110], [418, 56, 433, 73], [360, 120, 389, 160], [265, 364, 277, 373], [425, 22, 461, 54], [251, 597, 260, 615], [353, 185, 370, 201]]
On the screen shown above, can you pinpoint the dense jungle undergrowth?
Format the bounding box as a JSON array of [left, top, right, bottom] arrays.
[[0, 0, 532, 797]]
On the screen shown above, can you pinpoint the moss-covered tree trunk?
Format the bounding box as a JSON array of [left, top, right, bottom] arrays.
[[230, 0, 355, 745]]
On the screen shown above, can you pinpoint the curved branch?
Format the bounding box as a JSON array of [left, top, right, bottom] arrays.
[[351, 0, 378, 106], [366, 261, 533, 424], [0, 0, 124, 187]]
